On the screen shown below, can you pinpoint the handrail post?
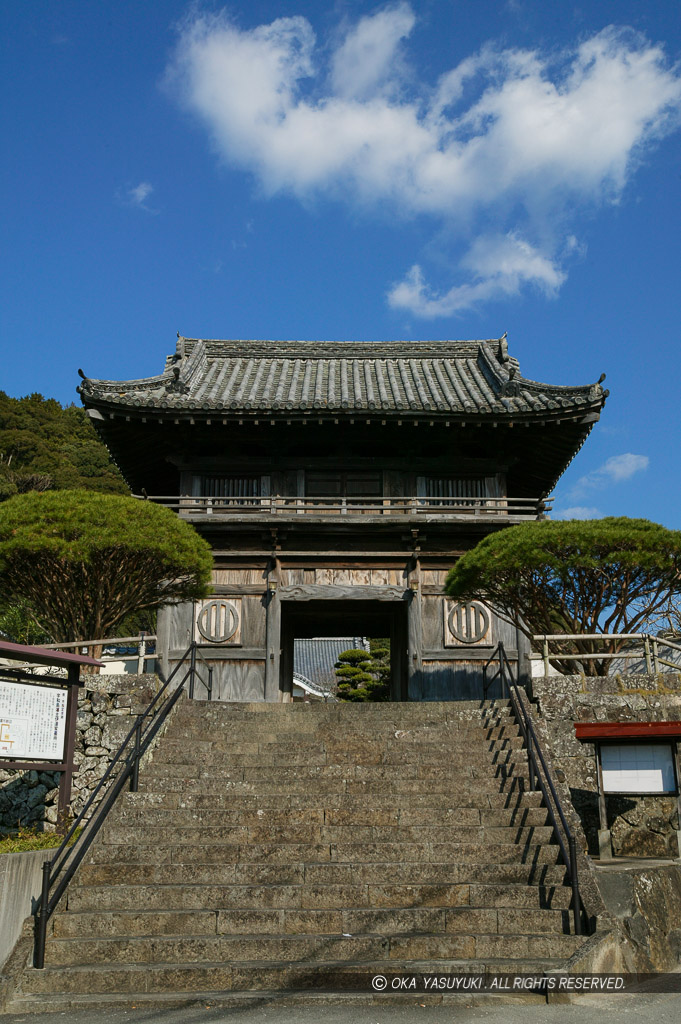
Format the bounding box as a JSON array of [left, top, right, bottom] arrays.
[[543, 637, 549, 677], [644, 635, 653, 674], [526, 731, 534, 791], [652, 637, 660, 674], [137, 631, 146, 674], [34, 859, 52, 969], [189, 642, 197, 700], [568, 835, 582, 935], [130, 719, 142, 792]]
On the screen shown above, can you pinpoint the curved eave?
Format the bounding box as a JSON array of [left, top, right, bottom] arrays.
[[80, 392, 605, 425]]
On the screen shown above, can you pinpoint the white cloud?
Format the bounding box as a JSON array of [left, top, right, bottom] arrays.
[[166, 6, 681, 315], [388, 233, 565, 316], [330, 2, 415, 100], [570, 452, 650, 498], [554, 506, 601, 520], [116, 181, 156, 213]]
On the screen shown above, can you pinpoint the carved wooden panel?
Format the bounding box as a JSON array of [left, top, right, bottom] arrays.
[[195, 598, 242, 645], [443, 599, 492, 646]]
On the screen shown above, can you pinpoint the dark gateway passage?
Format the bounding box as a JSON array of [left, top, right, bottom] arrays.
[[280, 599, 407, 701]]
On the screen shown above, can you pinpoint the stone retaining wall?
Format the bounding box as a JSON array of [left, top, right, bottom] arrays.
[[0, 674, 159, 833], [531, 673, 681, 858]]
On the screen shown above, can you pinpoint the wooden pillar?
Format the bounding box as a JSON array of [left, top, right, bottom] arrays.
[[264, 558, 282, 702], [57, 666, 80, 824], [671, 741, 675, 860], [407, 557, 422, 701], [595, 742, 613, 860]]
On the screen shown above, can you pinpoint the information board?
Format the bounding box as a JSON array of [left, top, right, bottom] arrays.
[[601, 742, 676, 794], [0, 679, 68, 761]]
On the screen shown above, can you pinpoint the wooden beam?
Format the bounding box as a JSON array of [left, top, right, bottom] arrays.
[[264, 557, 281, 701], [278, 584, 407, 602], [407, 557, 422, 699]]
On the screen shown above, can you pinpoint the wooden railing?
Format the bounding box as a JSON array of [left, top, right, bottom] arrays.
[[134, 494, 552, 519], [532, 633, 681, 676], [39, 634, 157, 673]]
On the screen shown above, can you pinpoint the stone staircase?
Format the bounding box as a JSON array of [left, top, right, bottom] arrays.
[[9, 699, 591, 1010]]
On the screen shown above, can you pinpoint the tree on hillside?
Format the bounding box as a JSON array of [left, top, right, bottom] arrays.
[[0, 491, 212, 644], [336, 638, 391, 701], [0, 391, 128, 498], [445, 517, 681, 676]]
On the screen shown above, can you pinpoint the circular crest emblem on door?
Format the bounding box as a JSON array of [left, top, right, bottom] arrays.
[[447, 601, 490, 644], [197, 600, 239, 643]]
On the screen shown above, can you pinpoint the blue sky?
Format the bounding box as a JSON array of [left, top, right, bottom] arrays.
[[2, 1, 681, 524]]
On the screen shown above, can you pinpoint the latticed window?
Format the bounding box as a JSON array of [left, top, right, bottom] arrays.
[[306, 472, 382, 498], [421, 477, 487, 502], [199, 476, 261, 501]]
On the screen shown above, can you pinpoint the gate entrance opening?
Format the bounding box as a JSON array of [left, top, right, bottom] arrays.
[[279, 600, 408, 702]]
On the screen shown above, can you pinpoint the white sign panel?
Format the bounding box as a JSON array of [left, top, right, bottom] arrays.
[[601, 743, 676, 794], [0, 680, 68, 761]]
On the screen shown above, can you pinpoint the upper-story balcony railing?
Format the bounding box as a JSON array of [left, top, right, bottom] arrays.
[[135, 494, 552, 519]]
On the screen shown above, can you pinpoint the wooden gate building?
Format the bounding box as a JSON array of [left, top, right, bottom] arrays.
[[78, 335, 607, 701]]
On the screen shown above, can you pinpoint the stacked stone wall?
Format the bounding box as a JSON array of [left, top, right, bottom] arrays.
[[531, 673, 681, 858], [0, 674, 159, 833]]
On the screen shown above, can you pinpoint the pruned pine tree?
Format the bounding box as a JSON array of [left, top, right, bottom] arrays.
[[336, 638, 391, 701], [0, 490, 212, 648]]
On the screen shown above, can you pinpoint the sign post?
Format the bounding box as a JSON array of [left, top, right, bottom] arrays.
[[0, 641, 103, 823]]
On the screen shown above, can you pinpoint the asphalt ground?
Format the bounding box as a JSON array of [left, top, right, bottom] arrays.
[[2, 991, 681, 1024]]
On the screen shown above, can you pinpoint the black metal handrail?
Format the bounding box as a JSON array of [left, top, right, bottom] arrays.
[[189, 644, 213, 700], [483, 642, 586, 936], [33, 642, 208, 969]]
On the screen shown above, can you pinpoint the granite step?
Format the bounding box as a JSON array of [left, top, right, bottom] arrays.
[[6, 698, 589, 1011], [65, 882, 568, 916], [109, 804, 549, 828], [77, 860, 567, 888], [83, 839, 562, 866], [15, 955, 581, 1004], [120, 787, 545, 810], [43, 926, 581, 968], [96, 823, 556, 847]]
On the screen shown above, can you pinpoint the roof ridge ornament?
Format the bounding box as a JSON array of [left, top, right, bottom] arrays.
[[165, 364, 189, 395], [499, 364, 520, 397], [497, 332, 509, 363]]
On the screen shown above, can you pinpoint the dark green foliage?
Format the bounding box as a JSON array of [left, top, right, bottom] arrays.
[[336, 638, 391, 701], [0, 598, 52, 645], [0, 391, 128, 498], [0, 490, 213, 642], [445, 517, 681, 675]]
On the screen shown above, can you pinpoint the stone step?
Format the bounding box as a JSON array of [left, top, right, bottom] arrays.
[[110, 804, 549, 828], [162, 725, 519, 744], [53, 894, 573, 940], [150, 742, 526, 768], [17, 955, 580, 1002], [172, 698, 513, 718], [78, 860, 567, 888], [140, 749, 527, 777], [66, 882, 568, 916], [85, 839, 562, 866], [155, 730, 526, 754], [137, 769, 530, 795], [43, 926, 579, 968], [120, 787, 545, 811], [97, 823, 555, 848]]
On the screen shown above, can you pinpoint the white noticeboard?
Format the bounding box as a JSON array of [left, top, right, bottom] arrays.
[[601, 742, 676, 794], [0, 679, 68, 761]]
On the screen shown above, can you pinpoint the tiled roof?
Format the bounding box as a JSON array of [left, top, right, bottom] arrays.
[[78, 336, 607, 420], [293, 637, 368, 689]]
